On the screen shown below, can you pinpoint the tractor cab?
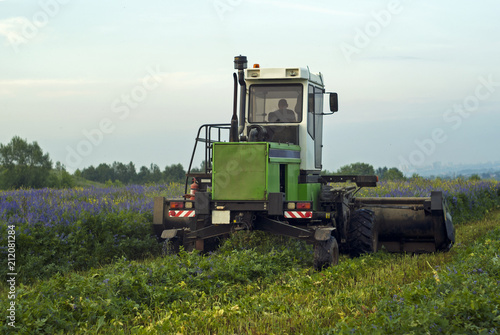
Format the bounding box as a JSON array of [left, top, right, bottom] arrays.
[[242, 65, 338, 171], [183, 56, 339, 199]]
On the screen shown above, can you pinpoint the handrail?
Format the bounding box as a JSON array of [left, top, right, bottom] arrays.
[[184, 123, 230, 193]]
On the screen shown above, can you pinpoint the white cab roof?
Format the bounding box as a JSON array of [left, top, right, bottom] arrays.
[[245, 67, 324, 87]]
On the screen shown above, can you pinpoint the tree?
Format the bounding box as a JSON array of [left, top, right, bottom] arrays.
[[137, 164, 163, 184], [376, 166, 405, 181], [0, 136, 52, 189], [81, 166, 98, 181], [112, 161, 128, 183], [95, 163, 114, 183], [149, 163, 163, 183], [48, 161, 74, 188], [410, 173, 423, 180], [375, 167, 388, 179], [336, 162, 375, 175], [164, 163, 186, 183], [189, 160, 207, 173], [126, 162, 137, 183], [137, 165, 150, 184], [384, 167, 405, 181], [74, 169, 82, 178]]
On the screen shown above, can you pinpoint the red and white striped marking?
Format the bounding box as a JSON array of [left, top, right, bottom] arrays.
[[169, 210, 195, 218], [284, 211, 312, 219]]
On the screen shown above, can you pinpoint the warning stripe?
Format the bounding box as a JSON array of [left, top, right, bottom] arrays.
[[169, 210, 195, 218], [284, 211, 312, 219]]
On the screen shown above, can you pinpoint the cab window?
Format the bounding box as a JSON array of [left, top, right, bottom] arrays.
[[249, 84, 303, 123]]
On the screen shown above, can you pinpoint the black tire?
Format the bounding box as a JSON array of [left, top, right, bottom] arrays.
[[314, 236, 339, 270], [180, 236, 225, 254], [202, 236, 225, 253], [347, 209, 378, 258]]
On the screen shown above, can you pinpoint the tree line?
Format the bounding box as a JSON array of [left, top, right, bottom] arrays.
[[0, 136, 73, 189], [76, 162, 186, 185], [0, 136, 188, 190], [323, 162, 406, 181], [1, 136, 411, 190]]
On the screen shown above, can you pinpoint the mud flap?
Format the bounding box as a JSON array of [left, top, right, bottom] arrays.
[[314, 227, 335, 241], [161, 229, 178, 239]]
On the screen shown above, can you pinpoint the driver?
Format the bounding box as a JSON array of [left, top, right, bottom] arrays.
[[268, 99, 297, 122]]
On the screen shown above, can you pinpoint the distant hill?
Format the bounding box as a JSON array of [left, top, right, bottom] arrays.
[[413, 161, 500, 180]]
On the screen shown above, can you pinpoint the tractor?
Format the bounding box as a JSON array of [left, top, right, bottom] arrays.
[[153, 55, 455, 269]]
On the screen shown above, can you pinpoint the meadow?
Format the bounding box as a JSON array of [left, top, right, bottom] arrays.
[[0, 178, 499, 334]]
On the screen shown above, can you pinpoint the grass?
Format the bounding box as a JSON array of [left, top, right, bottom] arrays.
[[2, 211, 499, 334], [71, 176, 105, 188], [1, 180, 498, 333]]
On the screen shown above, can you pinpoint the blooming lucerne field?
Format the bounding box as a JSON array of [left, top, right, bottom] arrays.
[[0, 178, 499, 333]]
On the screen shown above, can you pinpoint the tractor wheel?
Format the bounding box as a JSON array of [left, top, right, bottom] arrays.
[[180, 236, 225, 254], [203, 236, 226, 253], [313, 236, 339, 270], [347, 209, 378, 258]]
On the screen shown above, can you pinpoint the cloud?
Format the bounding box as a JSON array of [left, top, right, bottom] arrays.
[[0, 17, 31, 44]]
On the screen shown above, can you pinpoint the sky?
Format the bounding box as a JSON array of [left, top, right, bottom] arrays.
[[1, 0, 499, 175]]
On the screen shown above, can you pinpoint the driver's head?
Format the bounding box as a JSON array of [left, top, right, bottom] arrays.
[[278, 99, 288, 109]]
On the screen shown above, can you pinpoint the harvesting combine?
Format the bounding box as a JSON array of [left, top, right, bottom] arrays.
[[153, 55, 455, 269]]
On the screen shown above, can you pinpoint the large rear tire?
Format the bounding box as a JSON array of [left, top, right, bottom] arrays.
[[347, 209, 378, 258], [314, 236, 339, 270]]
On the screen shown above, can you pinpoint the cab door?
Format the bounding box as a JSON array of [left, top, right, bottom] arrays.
[[308, 85, 324, 169]]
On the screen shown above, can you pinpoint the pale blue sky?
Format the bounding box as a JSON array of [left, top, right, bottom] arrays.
[[1, 0, 499, 174]]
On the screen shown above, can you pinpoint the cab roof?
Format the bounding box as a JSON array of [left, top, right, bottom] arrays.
[[245, 67, 324, 87]]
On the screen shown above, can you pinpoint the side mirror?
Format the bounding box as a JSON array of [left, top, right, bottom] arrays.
[[329, 93, 338, 112]]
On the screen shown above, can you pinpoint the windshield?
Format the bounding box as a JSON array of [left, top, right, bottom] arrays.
[[248, 84, 303, 123]]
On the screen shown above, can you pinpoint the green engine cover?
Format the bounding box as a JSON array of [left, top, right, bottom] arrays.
[[212, 142, 269, 201]]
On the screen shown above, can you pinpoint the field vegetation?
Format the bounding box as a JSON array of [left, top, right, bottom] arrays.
[[0, 178, 499, 334]]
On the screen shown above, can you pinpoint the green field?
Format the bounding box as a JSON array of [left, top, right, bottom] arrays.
[[1, 180, 499, 334]]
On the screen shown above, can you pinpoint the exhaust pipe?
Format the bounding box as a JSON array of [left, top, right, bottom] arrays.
[[230, 73, 238, 142], [234, 55, 247, 137]]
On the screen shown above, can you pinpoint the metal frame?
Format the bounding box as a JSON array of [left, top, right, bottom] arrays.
[[185, 123, 230, 193]]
